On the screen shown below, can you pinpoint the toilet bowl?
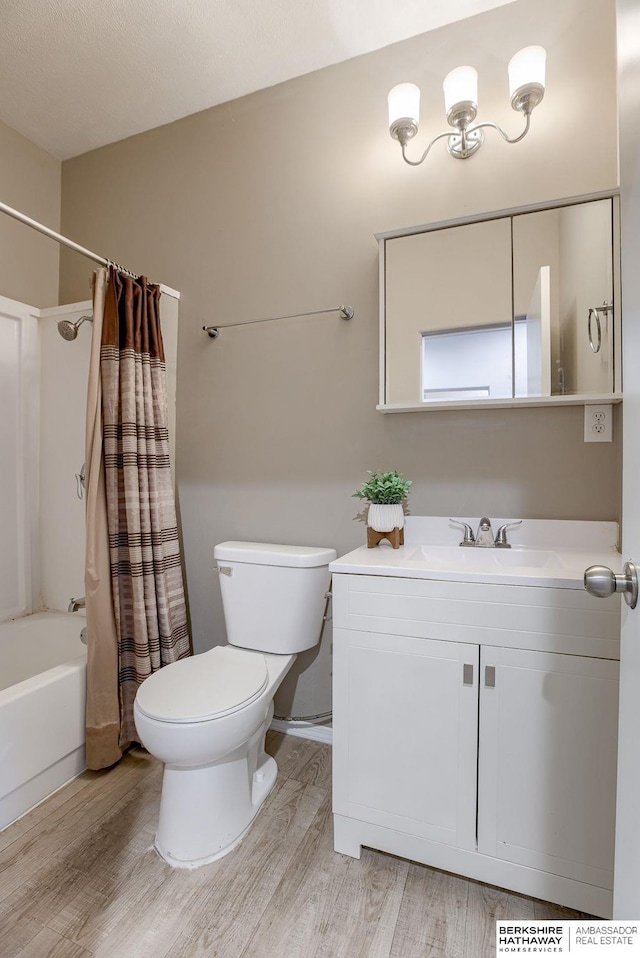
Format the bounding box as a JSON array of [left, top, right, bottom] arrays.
[[133, 541, 336, 868]]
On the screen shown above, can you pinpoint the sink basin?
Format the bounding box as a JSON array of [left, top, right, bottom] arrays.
[[408, 545, 561, 570], [329, 517, 622, 588], [490, 548, 559, 568]]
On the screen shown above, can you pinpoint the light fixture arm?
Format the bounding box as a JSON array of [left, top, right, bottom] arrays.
[[400, 130, 454, 167], [399, 110, 532, 167], [471, 109, 531, 146]]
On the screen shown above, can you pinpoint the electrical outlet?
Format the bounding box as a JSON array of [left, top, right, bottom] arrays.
[[584, 404, 613, 443]]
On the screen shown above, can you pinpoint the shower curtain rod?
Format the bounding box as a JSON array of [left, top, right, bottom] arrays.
[[0, 199, 150, 285]]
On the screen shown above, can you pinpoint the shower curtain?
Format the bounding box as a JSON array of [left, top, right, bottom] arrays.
[[85, 267, 190, 771]]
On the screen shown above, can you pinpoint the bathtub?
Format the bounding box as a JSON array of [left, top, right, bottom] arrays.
[[0, 611, 87, 830]]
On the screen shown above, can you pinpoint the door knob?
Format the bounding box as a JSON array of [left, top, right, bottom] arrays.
[[584, 561, 638, 609]]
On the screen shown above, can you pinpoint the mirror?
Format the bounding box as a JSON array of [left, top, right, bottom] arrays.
[[380, 195, 619, 409]]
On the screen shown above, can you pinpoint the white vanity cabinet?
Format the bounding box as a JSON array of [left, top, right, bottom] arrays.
[[332, 571, 621, 917]]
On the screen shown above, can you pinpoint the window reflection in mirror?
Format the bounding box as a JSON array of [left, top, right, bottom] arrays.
[[421, 323, 524, 401], [382, 196, 617, 407]]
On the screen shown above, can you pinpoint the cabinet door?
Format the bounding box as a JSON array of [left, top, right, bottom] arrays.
[[478, 646, 619, 889], [333, 628, 479, 850]]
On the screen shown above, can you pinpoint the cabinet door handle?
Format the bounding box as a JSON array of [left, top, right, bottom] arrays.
[[463, 663, 474, 686], [485, 665, 496, 688]]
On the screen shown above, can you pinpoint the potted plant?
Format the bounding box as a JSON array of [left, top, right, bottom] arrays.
[[352, 470, 412, 547]]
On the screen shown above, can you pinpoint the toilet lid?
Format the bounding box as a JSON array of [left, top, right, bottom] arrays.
[[134, 646, 268, 724]]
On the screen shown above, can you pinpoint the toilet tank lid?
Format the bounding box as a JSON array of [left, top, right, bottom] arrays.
[[214, 541, 337, 568]]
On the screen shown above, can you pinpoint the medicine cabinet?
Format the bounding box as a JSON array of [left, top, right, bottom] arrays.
[[377, 191, 621, 412]]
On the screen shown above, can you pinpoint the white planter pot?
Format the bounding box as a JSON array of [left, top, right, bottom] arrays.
[[367, 503, 405, 532]]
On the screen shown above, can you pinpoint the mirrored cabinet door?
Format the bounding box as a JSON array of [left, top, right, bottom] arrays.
[[380, 193, 620, 410], [385, 219, 512, 403], [512, 199, 614, 398]]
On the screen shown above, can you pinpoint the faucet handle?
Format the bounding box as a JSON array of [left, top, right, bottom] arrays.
[[450, 519, 476, 547], [494, 520, 523, 548]]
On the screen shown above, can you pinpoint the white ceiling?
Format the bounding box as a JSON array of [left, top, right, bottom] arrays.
[[0, 0, 516, 160]]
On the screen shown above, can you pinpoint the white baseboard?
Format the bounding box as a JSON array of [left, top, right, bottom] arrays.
[[269, 718, 332, 745]]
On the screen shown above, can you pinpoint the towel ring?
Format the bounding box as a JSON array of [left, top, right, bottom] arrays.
[[588, 307, 602, 354]]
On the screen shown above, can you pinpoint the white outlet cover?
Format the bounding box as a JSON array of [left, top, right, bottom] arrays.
[[584, 404, 613, 442]]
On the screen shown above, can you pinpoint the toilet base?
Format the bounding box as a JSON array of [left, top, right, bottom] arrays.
[[154, 722, 278, 868], [155, 815, 252, 869]]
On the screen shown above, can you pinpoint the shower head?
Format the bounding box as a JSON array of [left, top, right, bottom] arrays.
[[57, 320, 78, 340], [57, 315, 92, 341]]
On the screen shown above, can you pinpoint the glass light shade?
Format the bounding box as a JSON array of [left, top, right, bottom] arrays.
[[443, 66, 478, 113], [508, 45, 546, 97], [388, 83, 420, 129]]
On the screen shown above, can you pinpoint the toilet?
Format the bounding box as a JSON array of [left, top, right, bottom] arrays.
[[133, 540, 336, 868]]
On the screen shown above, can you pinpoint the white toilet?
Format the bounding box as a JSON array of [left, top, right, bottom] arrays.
[[133, 540, 336, 868]]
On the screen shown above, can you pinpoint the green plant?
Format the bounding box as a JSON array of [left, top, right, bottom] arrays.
[[352, 470, 412, 505]]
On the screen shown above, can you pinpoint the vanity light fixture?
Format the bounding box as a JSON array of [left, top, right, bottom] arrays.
[[388, 45, 546, 165]]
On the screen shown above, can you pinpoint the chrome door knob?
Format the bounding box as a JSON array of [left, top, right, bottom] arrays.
[[584, 561, 638, 609]]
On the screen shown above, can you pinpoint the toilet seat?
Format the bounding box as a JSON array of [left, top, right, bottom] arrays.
[[135, 646, 268, 724]]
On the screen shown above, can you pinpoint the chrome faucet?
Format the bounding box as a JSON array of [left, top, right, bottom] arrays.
[[451, 518, 522, 548], [475, 517, 495, 548], [68, 596, 86, 613]]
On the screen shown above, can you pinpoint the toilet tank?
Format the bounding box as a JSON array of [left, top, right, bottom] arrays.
[[213, 542, 337, 654]]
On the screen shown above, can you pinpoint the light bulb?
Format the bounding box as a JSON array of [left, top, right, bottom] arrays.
[[443, 66, 478, 115], [508, 46, 546, 110], [388, 83, 420, 130]]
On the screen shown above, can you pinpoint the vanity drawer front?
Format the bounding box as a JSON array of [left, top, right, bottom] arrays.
[[332, 574, 620, 659]]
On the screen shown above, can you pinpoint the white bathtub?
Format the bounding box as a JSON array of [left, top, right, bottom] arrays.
[[0, 611, 87, 830]]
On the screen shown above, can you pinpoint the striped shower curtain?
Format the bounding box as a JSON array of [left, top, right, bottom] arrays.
[[85, 267, 190, 770]]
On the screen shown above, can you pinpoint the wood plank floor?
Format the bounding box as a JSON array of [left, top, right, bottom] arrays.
[[0, 733, 589, 958]]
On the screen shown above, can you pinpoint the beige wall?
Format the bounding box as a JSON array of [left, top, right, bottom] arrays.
[[59, 0, 621, 717], [38, 302, 92, 613], [0, 119, 61, 307]]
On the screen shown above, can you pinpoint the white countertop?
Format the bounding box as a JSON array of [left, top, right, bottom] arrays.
[[330, 517, 623, 589]]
